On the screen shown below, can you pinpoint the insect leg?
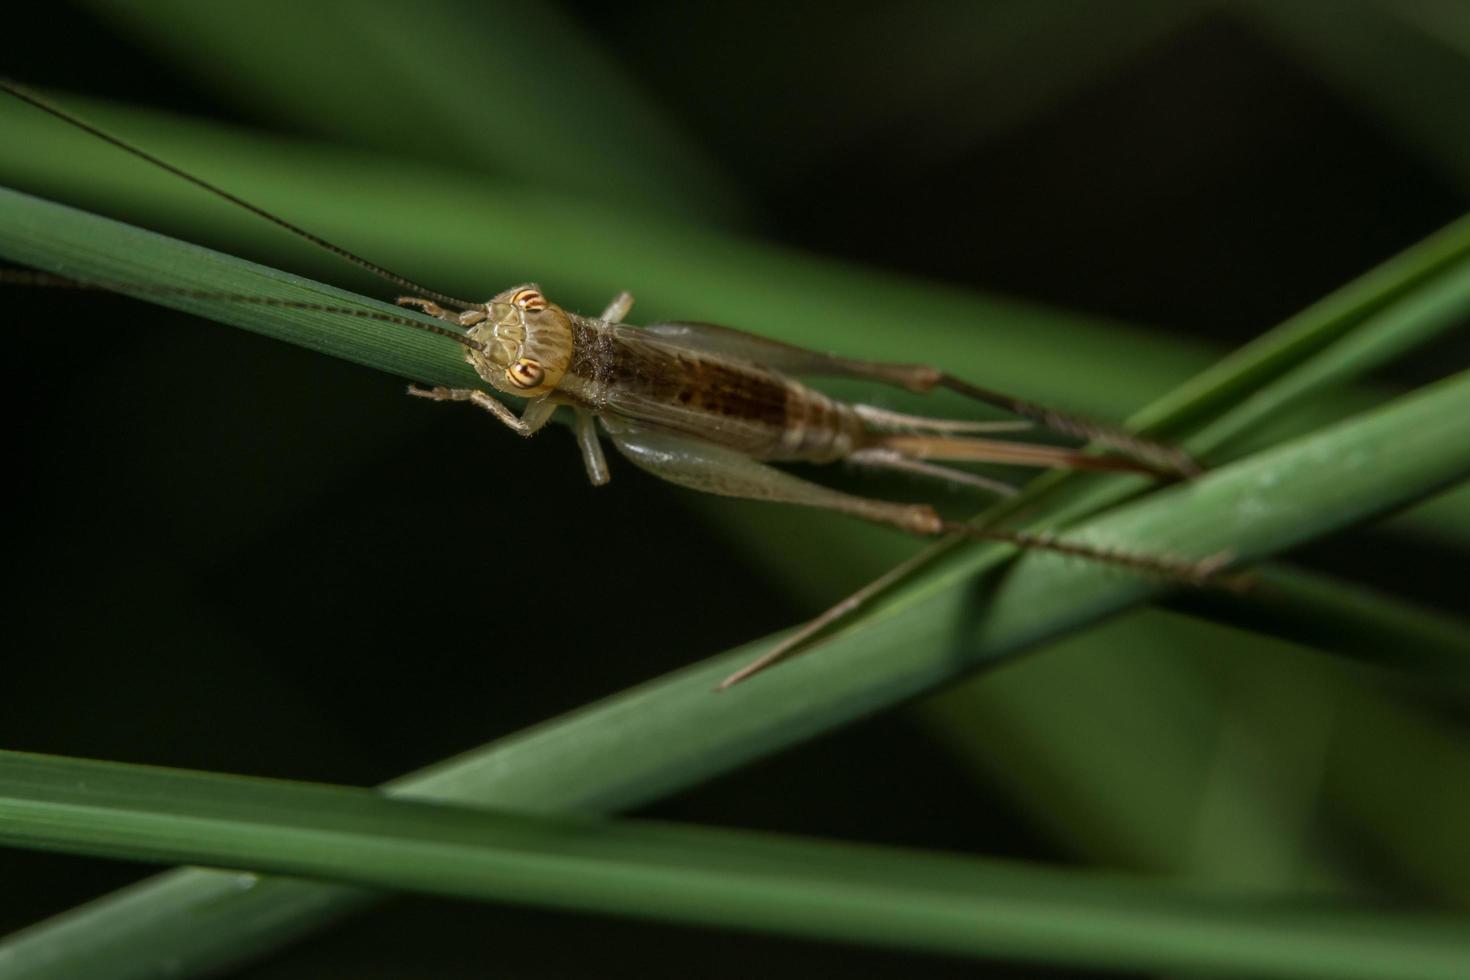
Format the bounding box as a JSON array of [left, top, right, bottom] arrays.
[[847, 448, 1018, 497], [641, 320, 1198, 476], [871, 434, 1163, 475], [717, 553, 930, 690], [605, 424, 943, 535], [601, 291, 635, 324], [720, 520, 1236, 690], [602, 425, 1228, 689], [396, 296, 448, 317], [606, 424, 1222, 579], [406, 386, 556, 436], [396, 296, 487, 327], [577, 410, 611, 485], [853, 404, 1031, 435]]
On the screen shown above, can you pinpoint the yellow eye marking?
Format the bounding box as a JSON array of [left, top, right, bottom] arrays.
[[507, 358, 545, 389], [511, 289, 547, 312]]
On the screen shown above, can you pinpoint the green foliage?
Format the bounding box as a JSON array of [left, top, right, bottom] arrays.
[[1, 188, 1467, 975], [2, 4, 1468, 978]]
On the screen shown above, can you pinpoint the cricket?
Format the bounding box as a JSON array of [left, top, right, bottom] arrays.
[[1, 79, 1227, 688]]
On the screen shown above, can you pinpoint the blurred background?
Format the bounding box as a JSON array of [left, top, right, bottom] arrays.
[[2, 1, 1468, 977]]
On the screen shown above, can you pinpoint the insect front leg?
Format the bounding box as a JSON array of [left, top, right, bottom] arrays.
[[604, 423, 942, 535], [396, 296, 488, 327], [406, 386, 557, 436]]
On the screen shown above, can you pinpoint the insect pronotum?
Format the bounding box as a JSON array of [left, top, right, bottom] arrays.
[[0, 79, 1229, 688]]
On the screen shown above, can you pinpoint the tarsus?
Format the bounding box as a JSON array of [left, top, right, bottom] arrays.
[[940, 522, 1237, 588]]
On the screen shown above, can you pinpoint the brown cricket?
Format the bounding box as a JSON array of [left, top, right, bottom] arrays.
[[1, 79, 1222, 688]]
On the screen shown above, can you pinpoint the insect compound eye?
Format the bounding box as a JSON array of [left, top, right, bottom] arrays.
[[511, 288, 547, 312], [506, 357, 546, 389]]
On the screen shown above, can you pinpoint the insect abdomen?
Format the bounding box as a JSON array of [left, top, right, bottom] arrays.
[[563, 321, 862, 462], [772, 385, 863, 463]]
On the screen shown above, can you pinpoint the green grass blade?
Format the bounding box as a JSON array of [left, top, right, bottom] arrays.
[[903, 222, 1470, 897], [779, 211, 1470, 668], [2, 311, 1466, 977], [0, 187, 482, 391], [1134, 212, 1470, 440], [4, 750, 1468, 980], [1188, 256, 1470, 460]]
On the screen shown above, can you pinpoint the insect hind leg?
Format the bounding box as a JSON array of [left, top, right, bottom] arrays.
[[847, 448, 1018, 497], [605, 424, 942, 536]]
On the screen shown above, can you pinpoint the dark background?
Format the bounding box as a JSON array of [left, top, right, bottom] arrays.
[[2, 3, 1467, 977]]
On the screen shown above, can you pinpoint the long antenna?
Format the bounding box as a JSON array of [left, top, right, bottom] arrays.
[[0, 77, 480, 311], [0, 269, 486, 352]]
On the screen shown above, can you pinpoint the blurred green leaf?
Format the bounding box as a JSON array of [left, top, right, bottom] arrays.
[[642, 0, 1213, 180], [81, 0, 744, 223], [1165, 564, 1470, 686], [1323, 685, 1470, 906], [920, 611, 1351, 889], [923, 598, 1470, 902], [1240, 0, 1470, 196]]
